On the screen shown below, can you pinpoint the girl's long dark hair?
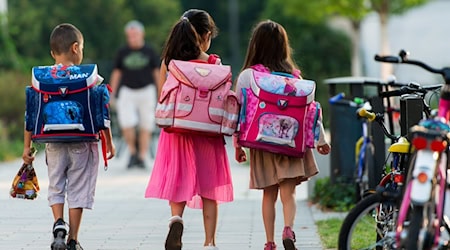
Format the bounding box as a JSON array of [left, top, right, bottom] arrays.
[[162, 9, 218, 67], [242, 20, 298, 74]]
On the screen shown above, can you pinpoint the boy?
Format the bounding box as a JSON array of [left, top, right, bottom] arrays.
[[22, 23, 115, 250]]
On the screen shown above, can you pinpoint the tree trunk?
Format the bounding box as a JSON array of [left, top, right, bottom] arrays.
[[378, 0, 393, 80], [351, 21, 362, 76]]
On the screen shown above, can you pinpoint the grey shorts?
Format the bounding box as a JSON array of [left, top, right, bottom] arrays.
[[46, 142, 99, 209]]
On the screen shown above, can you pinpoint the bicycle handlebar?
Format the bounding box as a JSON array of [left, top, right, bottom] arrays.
[[357, 108, 398, 141], [358, 108, 376, 121], [374, 50, 450, 83], [379, 83, 442, 98]]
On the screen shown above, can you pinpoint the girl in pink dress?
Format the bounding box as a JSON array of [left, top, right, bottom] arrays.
[[145, 9, 233, 250]]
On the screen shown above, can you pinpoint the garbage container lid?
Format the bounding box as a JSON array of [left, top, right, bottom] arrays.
[[324, 76, 387, 85]]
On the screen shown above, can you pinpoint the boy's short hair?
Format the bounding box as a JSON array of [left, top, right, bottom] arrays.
[[50, 23, 83, 55], [124, 20, 144, 33]]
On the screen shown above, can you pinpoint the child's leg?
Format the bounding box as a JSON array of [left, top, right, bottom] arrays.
[[170, 201, 186, 217], [68, 208, 83, 241], [202, 198, 218, 246], [166, 201, 186, 250], [279, 178, 297, 227], [262, 185, 279, 243]]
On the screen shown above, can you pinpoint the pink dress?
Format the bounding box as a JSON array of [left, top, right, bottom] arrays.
[[145, 56, 234, 209]]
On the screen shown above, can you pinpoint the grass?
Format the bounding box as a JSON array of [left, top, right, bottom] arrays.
[[317, 215, 379, 249], [316, 218, 343, 249]]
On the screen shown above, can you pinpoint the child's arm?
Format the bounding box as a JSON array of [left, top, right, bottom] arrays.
[[157, 61, 168, 99], [233, 136, 247, 163], [102, 128, 115, 160], [22, 130, 35, 164], [316, 122, 330, 155]]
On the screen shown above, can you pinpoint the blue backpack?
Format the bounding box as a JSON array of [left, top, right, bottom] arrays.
[[25, 64, 111, 143]]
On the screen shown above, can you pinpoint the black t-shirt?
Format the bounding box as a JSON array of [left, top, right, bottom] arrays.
[[113, 44, 160, 89]]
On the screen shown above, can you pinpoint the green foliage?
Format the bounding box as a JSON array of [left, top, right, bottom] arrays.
[[312, 177, 355, 211], [0, 70, 29, 140], [6, 0, 181, 72], [0, 139, 24, 161], [316, 218, 343, 248], [261, 2, 352, 118], [180, 0, 267, 76], [370, 0, 429, 14], [0, 20, 22, 70]]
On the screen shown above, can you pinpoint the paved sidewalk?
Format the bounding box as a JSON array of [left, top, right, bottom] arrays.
[[0, 138, 331, 250]]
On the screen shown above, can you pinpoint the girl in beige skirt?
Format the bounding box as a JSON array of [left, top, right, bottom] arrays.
[[234, 20, 331, 250]]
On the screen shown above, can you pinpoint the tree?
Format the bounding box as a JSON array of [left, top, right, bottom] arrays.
[[6, 0, 180, 74], [370, 0, 428, 78], [276, 0, 428, 78], [0, 0, 21, 69], [261, 0, 352, 112], [180, 0, 266, 76]]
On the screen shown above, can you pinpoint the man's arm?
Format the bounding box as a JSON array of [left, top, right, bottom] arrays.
[[109, 69, 122, 98]]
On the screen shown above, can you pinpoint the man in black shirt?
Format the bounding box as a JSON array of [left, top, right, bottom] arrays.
[[110, 20, 160, 168]]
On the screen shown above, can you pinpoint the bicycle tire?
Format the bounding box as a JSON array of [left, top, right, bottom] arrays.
[[338, 193, 397, 250], [404, 205, 423, 250]]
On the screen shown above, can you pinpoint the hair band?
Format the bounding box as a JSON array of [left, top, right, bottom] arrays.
[[181, 16, 189, 22]]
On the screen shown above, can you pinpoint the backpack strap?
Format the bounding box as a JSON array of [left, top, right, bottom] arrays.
[[187, 54, 221, 65], [100, 130, 108, 170], [250, 64, 302, 78], [208, 54, 221, 65]]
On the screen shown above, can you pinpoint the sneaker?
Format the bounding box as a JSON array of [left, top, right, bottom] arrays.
[[127, 155, 137, 168], [204, 243, 219, 250], [282, 226, 297, 250], [51, 218, 67, 250], [136, 157, 146, 169], [165, 216, 183, 250], [67, 239, 84, 250], [264, 242, 277, 250]]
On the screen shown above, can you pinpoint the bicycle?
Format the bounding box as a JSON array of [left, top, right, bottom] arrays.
[[338, 105, 407, 250], [375, 49, 450, 250], [338, 81, 441, 250], [333, 80, 436, 201]]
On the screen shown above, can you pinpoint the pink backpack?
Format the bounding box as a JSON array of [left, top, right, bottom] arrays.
[[155, 59, 239, 136], [237, 66, 321, 157]]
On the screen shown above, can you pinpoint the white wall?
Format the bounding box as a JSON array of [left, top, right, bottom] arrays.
[[361, 0, 450, 85]]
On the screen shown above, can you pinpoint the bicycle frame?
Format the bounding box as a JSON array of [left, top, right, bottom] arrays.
[[355, 100, 376, 199]]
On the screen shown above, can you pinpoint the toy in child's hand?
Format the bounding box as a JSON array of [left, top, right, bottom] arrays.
[[10, 147, 40, 200]]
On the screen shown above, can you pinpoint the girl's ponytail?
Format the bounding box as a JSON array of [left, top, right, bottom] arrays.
[[162, 17, 202, 66]]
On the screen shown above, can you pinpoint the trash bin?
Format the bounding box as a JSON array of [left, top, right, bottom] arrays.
[[325, 77, 386, 186], [328, 94, 362, 183]]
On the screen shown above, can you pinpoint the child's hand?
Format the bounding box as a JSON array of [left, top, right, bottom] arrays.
[[106, 141, 116, 160], [235, 147, 247, 163], [22, 147, 35, 165], [317, 143, 331, 155]]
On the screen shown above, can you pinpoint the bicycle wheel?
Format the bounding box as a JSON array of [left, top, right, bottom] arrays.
[[404, 205, 424, 250], [338, 194, 397, 250], [403, 202, 437, 249]]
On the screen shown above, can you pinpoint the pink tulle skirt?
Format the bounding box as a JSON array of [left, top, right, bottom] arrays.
[[145, 130, 234, 209]]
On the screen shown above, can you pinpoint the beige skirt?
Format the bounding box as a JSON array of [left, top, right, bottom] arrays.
[[249, 148, 319, 189]]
